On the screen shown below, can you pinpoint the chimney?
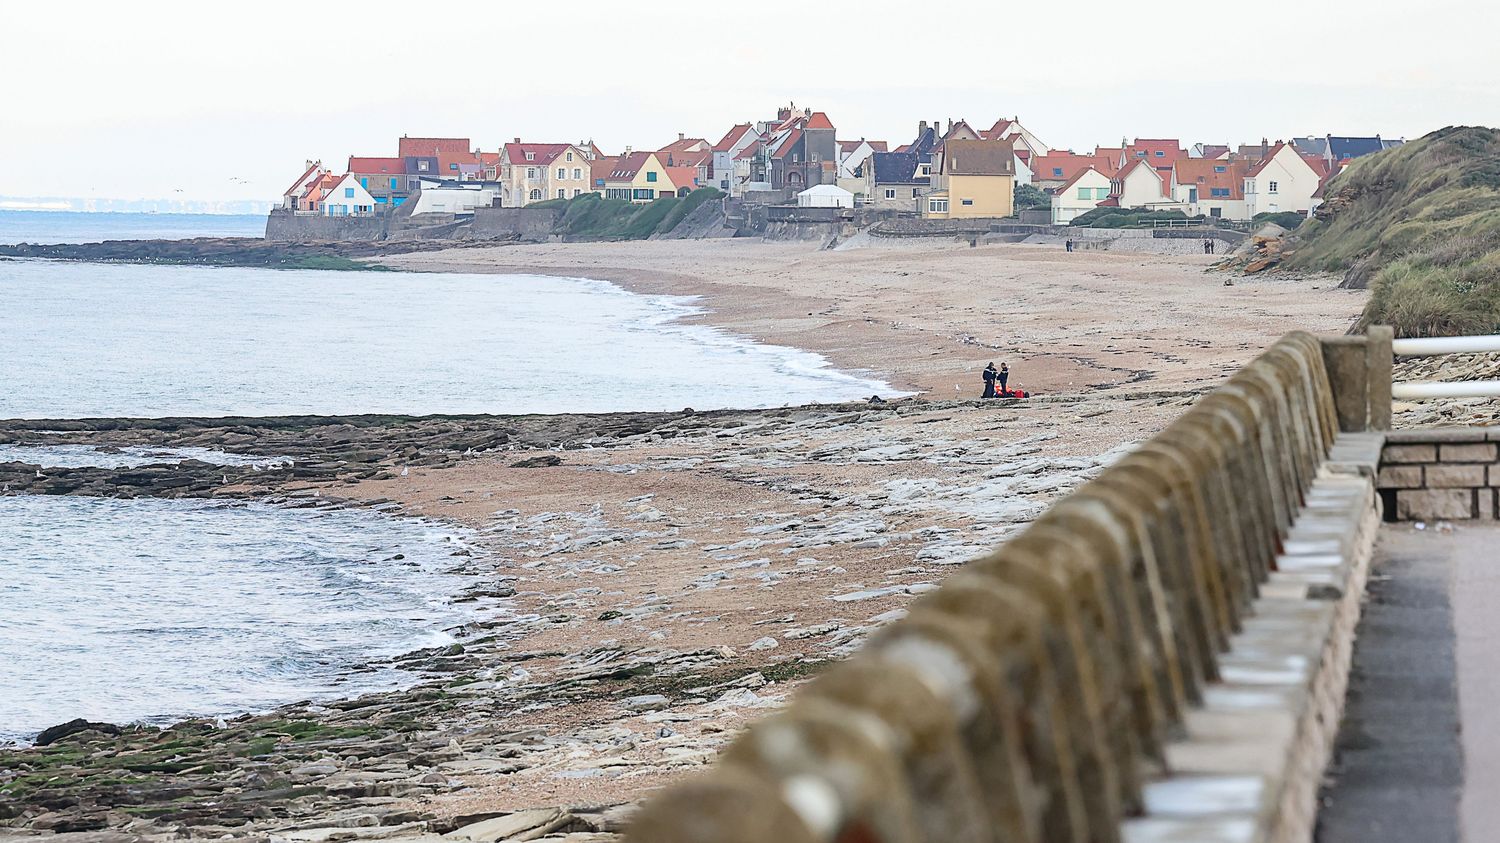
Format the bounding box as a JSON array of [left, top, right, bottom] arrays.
[[514, 137, 521, 144], [624, 145, 632, 155], [919, 120, 928, 134], [678, 132, 685, 142], [1261, 137, 1269, 157]]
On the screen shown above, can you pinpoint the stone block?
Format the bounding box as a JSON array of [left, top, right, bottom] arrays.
[[1384, 444, 1436, 463], [1387, 427, 1488, 443], [1439, 442, 1497, 463], [1395, 489, 1473, 521], [1491, 466, 1500, 487], [1375, 465, 1423, 489], [1425, 464, 1485, 488]]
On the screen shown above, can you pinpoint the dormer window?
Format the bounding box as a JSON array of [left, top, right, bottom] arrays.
[[525, 152, 535, 161], [1214, 165, 1226, 173], [1154, 150, 1165, 157]]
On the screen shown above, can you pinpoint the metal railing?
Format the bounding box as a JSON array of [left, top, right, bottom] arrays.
[[1391, 335, 1500, 398]]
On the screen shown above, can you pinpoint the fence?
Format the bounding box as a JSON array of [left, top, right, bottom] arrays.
[[1390, 335, 1500, 399], [626, 331, 1384, 843]]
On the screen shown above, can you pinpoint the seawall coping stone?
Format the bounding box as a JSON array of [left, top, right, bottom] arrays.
[[1439, 442, 1497, 462], [1386, 427, 1491, 443]]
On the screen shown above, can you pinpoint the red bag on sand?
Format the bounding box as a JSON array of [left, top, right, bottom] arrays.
[[999, 388, 1029, 398]]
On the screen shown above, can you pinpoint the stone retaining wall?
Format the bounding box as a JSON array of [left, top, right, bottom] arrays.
[[625, 332, 1381, 843], [1378, 428, 1500, 520]]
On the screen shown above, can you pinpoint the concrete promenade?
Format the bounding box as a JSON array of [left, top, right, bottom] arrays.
[[1319, 525, 1500, 842]]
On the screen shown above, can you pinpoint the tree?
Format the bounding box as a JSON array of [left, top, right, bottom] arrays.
[[1014, 182, 1050, 210]]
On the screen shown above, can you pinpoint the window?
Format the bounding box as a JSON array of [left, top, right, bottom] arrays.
[[1211, 187, 1230, 197], [527, 167, 536, 179], [557, 189, 565, 199], [1077, 187, 1091, 200], [566, 152, 574, 162], [885, 188, 896, 199], [961, 198, 973, 206], [529, 189, 542, 200], [573, 168, 582, 179], [919, 164, 931, 176], [1052, 167, 1063, 177], [449, 163, 458, 170], [928, 198, 948, 213], [1154, 150, 1164, 157], [418, 161, 430, 171], [1096, 187, 1110, 199], [646, 171, 657, 182], [525, 152, 535, 161], [556, 168, 565, 180], [1214, 165, 1226, 173], [633, 188, 655, 200], [1268, 181, 1279, 193], [360, 177, 368, 188], [390, 177, 398, 190], [573, 189, 581, 197], [344, 187, 354, 198], [911, 188, 919, 197]]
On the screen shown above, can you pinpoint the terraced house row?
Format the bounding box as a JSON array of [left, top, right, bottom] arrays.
[[278, 109, 1401, 225]]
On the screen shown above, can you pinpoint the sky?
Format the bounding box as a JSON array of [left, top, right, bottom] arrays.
[[3, 0, 1498, 205]]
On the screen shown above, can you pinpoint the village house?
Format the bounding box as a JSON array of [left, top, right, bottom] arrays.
[[398, 137, 481, 181], [764, 108, 838, 191], [501, 141, 594, 206], [1029, 151, 1117, 193], [1050, 166, 1113, 224], [406, 178, 503, 215], [1244, 141, 1325, 217], [923, 138, 1016, 219], [1101, 158, 1179, 211], [280, 161, 328, 210], [347, 157, 408, 207], [863, 152, 927, 211], [601, 151, 675, 203], [319, 174, 378, 217], [1172, 158, 1249, 219], [711, 124, 759, 194], [657, 135, 713, 191], [297, 172, 343, 214]]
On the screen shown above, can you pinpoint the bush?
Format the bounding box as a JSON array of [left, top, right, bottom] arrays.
[[1014, 183, 1049, 210], [1252, 211, 1306, 230]]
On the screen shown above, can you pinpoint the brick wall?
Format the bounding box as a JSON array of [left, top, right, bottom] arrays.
[[1377, 429, 1500, 520]]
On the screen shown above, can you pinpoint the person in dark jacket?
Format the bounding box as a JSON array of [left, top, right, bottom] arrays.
[[999, 362, 1010, 394], [982, 363, 998, 398]]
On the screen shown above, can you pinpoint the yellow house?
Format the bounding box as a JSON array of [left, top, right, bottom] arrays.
[[501, 142, 594, 206], [602, 151, 675, 203], [924, 138, 1016, 219]]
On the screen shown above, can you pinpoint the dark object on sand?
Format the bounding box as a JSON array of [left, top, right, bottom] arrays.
[[35, 718, 122, 746]]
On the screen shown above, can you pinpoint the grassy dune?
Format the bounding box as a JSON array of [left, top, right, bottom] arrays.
[[1284, 126, 1500, 336]]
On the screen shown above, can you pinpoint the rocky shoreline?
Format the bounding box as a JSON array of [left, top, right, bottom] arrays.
[[0, 392, 1191, 842], [0, 238, 478, 271]]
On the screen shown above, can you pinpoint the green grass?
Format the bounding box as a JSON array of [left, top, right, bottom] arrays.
[[549, 188, 723, 240], [1282, 126, 1500, 336]]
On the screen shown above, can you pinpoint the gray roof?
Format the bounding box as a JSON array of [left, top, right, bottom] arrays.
[[872, 152, 922, 184]]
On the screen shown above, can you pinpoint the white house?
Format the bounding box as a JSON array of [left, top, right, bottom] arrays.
[[1244, 142, 1323, 217], [1105, 159, 1183, 211], [408, 179, 504, 215], [1172, 159, 1250, 220], [320, 174, 377, 217], [1051, 167, 1111, 224], [797, 184, 854, 208]]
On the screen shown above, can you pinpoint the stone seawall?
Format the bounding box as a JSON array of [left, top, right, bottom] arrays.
[[264, 209, 387, 241], [625, 331, 1384, 843], [1378, 428, 1500, 520]]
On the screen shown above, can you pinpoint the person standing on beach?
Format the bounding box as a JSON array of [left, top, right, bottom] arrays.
[[1065, 239, 1074, 252], [999, 362, 1010, 395], [982, 363, 998, 398]]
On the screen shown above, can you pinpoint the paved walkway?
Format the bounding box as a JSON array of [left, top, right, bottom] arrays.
[[1318, 524, 1500, 842]]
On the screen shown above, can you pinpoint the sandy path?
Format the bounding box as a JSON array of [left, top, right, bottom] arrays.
[[379, 239, 1365, 398]]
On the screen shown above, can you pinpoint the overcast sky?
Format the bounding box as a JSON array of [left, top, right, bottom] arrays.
[[4, 0, 1496, 204]]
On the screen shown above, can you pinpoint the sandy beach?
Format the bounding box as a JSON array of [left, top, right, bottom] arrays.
[[381, 239, 1364, 397], [0, 239, 1372, 841]]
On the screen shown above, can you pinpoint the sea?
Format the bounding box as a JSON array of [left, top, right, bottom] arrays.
[[0, 212, 892, 744], [0, 210, 267, 245]]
